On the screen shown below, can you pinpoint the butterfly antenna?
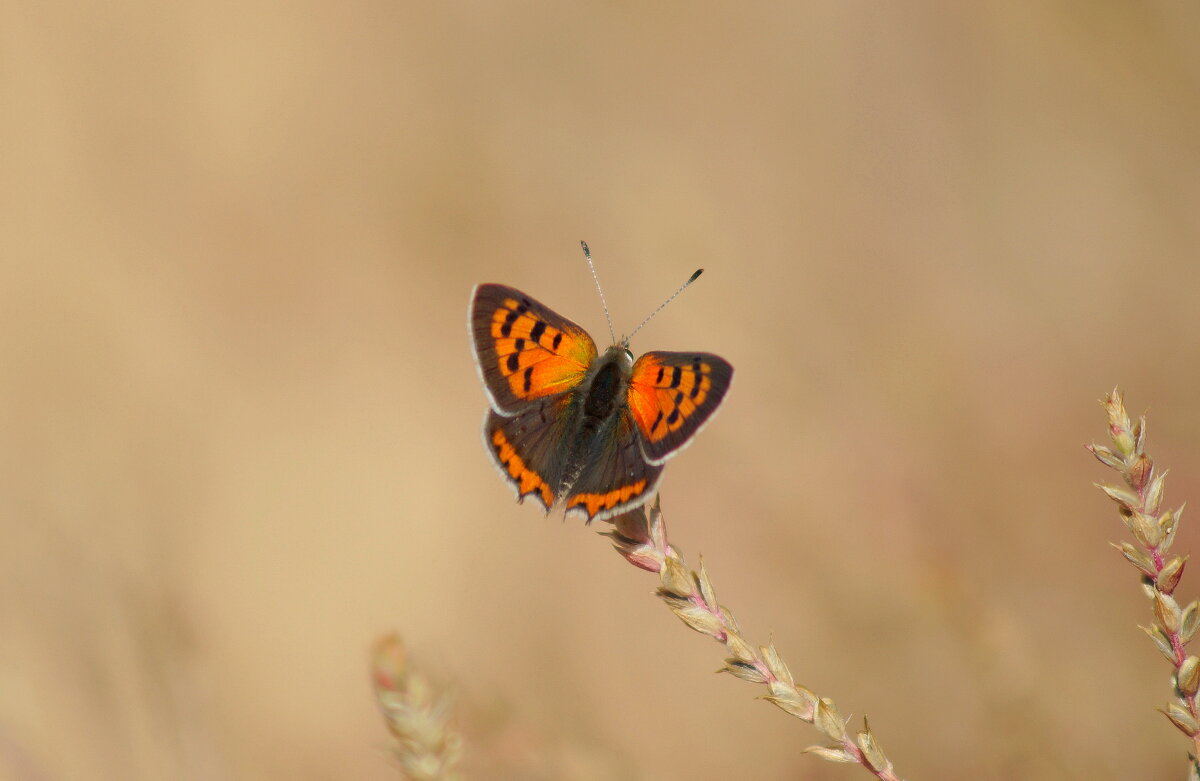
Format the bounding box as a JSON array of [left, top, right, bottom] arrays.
[[580, 240, 617, 344], [626, 268, 704, 344]]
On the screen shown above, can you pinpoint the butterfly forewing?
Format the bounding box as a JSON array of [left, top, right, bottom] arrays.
[[470, 283, 598, 415], [627, 351, 733, 464]]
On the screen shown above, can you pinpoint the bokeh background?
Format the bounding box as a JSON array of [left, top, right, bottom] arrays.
[[4, 2, 1200, 779]]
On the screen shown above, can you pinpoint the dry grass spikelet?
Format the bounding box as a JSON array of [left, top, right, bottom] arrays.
[[1089, 388, 1200, 767], [372, 634, 464, 781], [605, 499, 906, 781]]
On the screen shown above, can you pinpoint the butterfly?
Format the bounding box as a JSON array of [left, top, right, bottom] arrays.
[[469, 247, 733, 522]]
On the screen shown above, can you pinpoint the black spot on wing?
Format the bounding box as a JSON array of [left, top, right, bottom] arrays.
[[530, 320, 546, 343], [500, 309, 518, 337]]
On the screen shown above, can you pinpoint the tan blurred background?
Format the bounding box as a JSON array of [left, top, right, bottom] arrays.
[[3, 2, 1200, 779]]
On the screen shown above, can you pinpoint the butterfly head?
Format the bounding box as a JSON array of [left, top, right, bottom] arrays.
[[613, 337, 635, 362], [599, 342, 636, 370]]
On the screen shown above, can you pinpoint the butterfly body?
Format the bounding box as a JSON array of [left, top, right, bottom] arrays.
[[576, 346, 632, 440], [471, 282, 731, 522]]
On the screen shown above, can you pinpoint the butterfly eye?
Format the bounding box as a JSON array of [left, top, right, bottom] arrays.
[[624, 348, 634, 362]]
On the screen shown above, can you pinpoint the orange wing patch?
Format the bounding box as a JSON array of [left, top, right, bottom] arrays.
[[489, 295, 596, 402], [627, 354, 715, 443], [566, 480, 648, 519], [489, 427, 554, 508], [626, 351, 733, 464]]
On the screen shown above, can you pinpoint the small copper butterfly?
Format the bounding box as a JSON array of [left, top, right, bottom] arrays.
[[469, 242, 733, 522]]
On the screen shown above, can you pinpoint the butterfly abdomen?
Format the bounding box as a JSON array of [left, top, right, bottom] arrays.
[[555, 350, 634, 501]]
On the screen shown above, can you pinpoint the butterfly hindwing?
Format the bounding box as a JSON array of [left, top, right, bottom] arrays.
[[627, 351, 733, 464], [564, 409, 664, 522], [470, 283, 598, 415], [482, 395, 575, 511]]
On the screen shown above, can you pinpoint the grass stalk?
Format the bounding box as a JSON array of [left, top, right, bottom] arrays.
[[605, 499, 905, 780], [1089, 388, 1200, 772]]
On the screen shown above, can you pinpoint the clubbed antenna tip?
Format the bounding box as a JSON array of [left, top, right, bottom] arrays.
[[627, 266, 706, 343]]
